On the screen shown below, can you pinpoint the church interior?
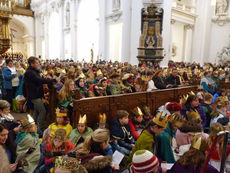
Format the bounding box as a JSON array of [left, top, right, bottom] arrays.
[[1, 0, 230, 173]]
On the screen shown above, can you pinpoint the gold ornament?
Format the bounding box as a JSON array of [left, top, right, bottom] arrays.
[[99, 113, 107, 124], [21, 114, 35, 129], [78, 114, 87, 124]]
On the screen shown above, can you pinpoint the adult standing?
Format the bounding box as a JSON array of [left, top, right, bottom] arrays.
[[24, 56, 59, 132], [3, 59, 17, 105]]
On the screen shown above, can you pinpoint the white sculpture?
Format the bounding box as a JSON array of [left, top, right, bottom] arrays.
[[216, 0, 228, 15], [217, 35, 230, 62], [112, 0, 120, 11]]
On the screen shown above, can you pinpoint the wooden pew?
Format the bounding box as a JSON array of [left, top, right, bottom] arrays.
[[72, 86, 197, 128], [220, 79, 230, 89]]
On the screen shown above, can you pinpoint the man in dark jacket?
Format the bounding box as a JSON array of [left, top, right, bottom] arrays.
[[24, 56, 59, 132], [165, 68, 181, 88]]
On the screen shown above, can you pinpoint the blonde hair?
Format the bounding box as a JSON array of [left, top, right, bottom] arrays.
[[58, 79, 74, 102], [208, 123, 224, 145], [76, 129, 110, 155], [20, 124, 36, 133]]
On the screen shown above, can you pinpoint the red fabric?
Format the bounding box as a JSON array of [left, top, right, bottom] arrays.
[[89, 84, 97, 92], [128, 119, 140, 140], [207, 145, 230, 161], [166, 102, 182, 112], [45, 140, 75, 165]]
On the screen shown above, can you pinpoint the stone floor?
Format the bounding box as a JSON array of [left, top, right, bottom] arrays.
[[12, 112, 27, 120]]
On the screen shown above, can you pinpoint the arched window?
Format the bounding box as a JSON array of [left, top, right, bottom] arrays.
[[77, 0, 99, 62], [49, 12, 61, 59]]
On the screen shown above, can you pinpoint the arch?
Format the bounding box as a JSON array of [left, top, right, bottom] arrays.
[[49, 11, 61, 59], [9, 17, 31, 57], [77, 0, 99, 62]]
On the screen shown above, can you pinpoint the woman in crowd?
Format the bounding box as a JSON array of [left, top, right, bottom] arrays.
[[2, 59, 17, 105], [75, 129, 113, 173], [147, 71, 157, 91], [69, 114, 93, 147], [48, 108, 73, 138], [153, 69, 167, 89]]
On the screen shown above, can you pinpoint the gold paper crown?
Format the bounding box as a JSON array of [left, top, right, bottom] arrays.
[[56, 108, 67, 117], [132, 107, 143, 117], [143, 106, 151, 116], [21, 114, 35, 128], [141, 75, 149, 82], [55, 156, 82, 171], [198, 85, 203, 90], [99, 113, 107, 124], [152, 112, 169, 128], [169, 113, 185, 128], [79, 73, 86, 79], [78, 114, 87, 124], [191, 136, 208, 152], [96, 70, 103, 77], [186, 109, 200, 121]]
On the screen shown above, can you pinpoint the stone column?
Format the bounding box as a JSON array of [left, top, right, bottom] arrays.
[[184, 24, 193, 62], [161, 0, 173, 66], [121, 0, 131, 63], [59, 2, 65, 59], [98, 0, 106, 61], [71, 0, 78, 61], [44, 10, 50, 59]]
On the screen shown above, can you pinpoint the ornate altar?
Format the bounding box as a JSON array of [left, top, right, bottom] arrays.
[[0, 1, 12, 54], [137, 4, 164, 64]]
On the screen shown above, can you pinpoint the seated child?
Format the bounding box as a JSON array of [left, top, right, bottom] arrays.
[[125, 150, 165, 173], [16, 114, 40, 173], [44, 129, 75, 171], [48, 108, 73, 138], [210, 96, 229, 126], [128, 107, 144, 140], [69, 114, 93, 147], [201, 93, 213, 129], [110, 110, 135, 155]]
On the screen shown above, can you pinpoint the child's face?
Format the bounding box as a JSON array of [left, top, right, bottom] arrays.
[[152, 125, 165, 135], [56, 116, 64, 125], [134, 116, 143, 123], [29, 124, 37, 133], [53, 139, 64, 148], [99, 124, 106, 129], [0, 107, 10, 115], [220, 106, 227, 112], [119, 116, 129, 125], [69, 82, 75, 91], [191, 98, 199, 107], [77, 123, 86, 134]]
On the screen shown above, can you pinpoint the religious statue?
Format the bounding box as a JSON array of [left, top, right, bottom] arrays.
[[155, 21, 163, 48], [145, 27, 155, 48], [138, 22, 148, 56], [216, 0, 229, 15], [90, 44, 94, 63], [112, 0, 120, 11]]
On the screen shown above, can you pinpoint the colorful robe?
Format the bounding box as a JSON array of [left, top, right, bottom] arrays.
[[16, 132, 40, 173], [68, 127, 93, 147], [48, 123, 73, 138]]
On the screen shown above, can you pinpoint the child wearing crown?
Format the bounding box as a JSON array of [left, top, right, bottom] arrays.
[[167, 136, 219, 173], [128, 107, 145, 140], [16, 115, 40, 173], [210, 96, 229, 126], [207, 123, 230, 172], [126, 112, 168, 167], [44, 129, 75, 172], [110, 110, 135, 155], [157, 113, 185, 163], [48, 108, 73, 138], [69, 114, 93, 147]]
